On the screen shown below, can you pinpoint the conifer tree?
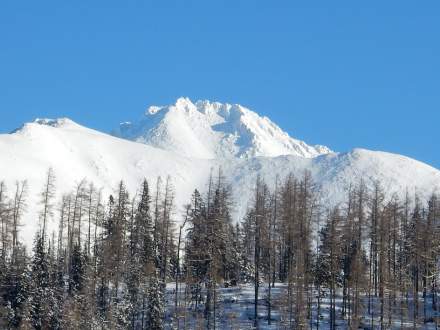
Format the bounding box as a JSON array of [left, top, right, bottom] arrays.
[[27, 235, 50, 330], [146, 274, 165, 330], [315, 208, 343, 330]]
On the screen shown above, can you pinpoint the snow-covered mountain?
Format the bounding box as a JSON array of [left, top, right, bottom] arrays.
[[115, 97, 332, 159], [1, 98, 440, 245], [0, 118, 213, 244]]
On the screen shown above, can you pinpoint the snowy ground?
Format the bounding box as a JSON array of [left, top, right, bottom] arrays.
[[164, 283, 440, 329], [165, 282, 285, 329]]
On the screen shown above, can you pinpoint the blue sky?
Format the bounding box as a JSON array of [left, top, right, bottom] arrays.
[[1, 1, 439, 168]]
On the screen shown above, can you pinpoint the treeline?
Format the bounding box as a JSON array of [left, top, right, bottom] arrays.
[[0, 170, 175, 329], [0, 169, 439, 329]]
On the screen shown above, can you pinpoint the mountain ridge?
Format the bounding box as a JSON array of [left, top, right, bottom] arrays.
[[1, 98, 439, 245], [115, 97, 332, 159]]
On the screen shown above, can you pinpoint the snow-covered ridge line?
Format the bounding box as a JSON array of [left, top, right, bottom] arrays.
[[116, 97, 333, 159], [33, 118, 72, 127], [1, 98, 440, 247], [10, 118, 81, 134]]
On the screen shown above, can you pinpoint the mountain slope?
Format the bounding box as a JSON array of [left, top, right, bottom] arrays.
[[1, 115, 440, 246], [0, 118, 212, 244], [223, 148, 440, 217], [115, 97, 332, 159]]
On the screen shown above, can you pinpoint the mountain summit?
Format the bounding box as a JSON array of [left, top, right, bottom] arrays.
[[1, 99, 440, 245], [116, 97, 332, 159]]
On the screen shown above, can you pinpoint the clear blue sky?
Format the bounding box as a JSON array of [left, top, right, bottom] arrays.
[[1, 1, 439, 168]]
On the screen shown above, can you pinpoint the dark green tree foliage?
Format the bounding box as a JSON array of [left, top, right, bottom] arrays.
[[146, 275, 165, 330], [95, 182, 131, 326], [183, 172, 235, 327], [46, 243, 63, 330], [185, 189, 208, 306], [27, 235, 50, 330], [0, 246, 28, 328], [229, 222, 246, 284], [68, 244, 85, 294], [315, 209, 343, 329], [137, 179, 154, 269], [126, 179, 154, 327]]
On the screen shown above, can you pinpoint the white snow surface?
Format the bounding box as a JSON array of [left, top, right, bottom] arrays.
[[1, 101, 440, 246], [115, 97, 332, 159]]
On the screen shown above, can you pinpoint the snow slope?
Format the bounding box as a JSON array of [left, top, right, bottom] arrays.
[[0, 118, 212, 244], [226, 149, 440, 217], [1, 101, 440, 245], [115, 97, 332, 159]]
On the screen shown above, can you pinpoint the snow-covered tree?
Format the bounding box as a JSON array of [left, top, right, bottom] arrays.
[[146, 275, 165, 330], [27, 235, 50, 330]]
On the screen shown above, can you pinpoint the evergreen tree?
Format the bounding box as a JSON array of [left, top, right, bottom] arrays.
[[185, 189, 208, 308], [0, 245, 28, 329], [146, 275, 165, 330], [315, 208, 343, 330], [27, 235, 50, 330], [68, 244, 86, 294]]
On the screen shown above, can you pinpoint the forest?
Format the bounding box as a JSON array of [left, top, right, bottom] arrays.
[[0, 168, 439, 329]]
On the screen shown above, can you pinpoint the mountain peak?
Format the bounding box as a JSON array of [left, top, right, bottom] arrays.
[[146, 97, 194, 115], [175, 96, 196, 109], [1, 99, 440, 248], [117, 97, 332, 159], [33, 117, 77, 128], [10, 117, 81, 134]]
